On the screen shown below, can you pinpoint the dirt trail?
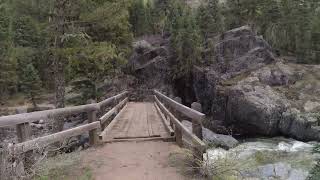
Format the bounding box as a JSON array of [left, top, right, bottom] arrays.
[[80, 102, 200, 179], [83, 141, 193, 180]]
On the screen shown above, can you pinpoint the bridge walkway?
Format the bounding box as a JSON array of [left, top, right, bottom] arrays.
[[102, 102, 172, 142]]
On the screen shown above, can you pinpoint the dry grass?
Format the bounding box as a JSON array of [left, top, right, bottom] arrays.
[[0, 142, 93, 180], [33, 151, 93, 180], [168, 148, 243, 180]]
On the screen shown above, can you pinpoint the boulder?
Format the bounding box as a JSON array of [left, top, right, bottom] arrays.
[[182, 120, 239, 149], [215, 26, 275, 79]]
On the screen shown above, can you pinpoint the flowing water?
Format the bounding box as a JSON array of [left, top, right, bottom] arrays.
[[204, 137, 319, 180]]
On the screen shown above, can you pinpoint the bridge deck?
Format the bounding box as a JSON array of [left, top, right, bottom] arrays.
[[103, 102, 171, 142]]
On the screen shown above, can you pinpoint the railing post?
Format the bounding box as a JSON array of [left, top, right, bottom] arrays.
[[15, 108, 32, 174], [15, 108, 31, 143], [174, 124, 183, 147], [191, 102, 204, 162], [16, 123, 31, 143], [191, 102, 203, 140], [88, 110, 98, 145], [168, 115, 173, 128], [173, 97, 183, 147]]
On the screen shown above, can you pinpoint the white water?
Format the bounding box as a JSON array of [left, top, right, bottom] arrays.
[[204, 137, 318, 180]]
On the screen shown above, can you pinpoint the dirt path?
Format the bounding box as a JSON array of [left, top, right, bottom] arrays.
[[79, 102, 201, 179], [82, 141, 195, 180]]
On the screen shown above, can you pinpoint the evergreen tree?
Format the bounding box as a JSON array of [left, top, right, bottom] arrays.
[[20, 64, 42, 108], [0, 0, 18, 101], [130, 0, 155, 36], [170, 4, 202, 79], [197, 0, 223, 40]]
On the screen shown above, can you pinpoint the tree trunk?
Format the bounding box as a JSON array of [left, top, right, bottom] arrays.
[[52, 0, 67, 133]]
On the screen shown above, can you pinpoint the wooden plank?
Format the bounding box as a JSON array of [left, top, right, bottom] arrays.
[[99, 98, 128, 125], [154, 90, 205, 123], [113, 135, 161, 139], [0, 103, 100, 128], [14, 122, 100, 153], [126, 103, 148, 138], [154, 103, 174, 136], [154, 96, 205, 149], [99, 104, 128, 141], [104, 136, 175, 143]]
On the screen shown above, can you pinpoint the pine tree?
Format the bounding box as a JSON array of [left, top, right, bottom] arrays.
[[198, 0, 223, 40], [0, 0, 18, 101], [129, 0, 155, 36], [20, 64, 42, 108], [170, 5, 202, 79]]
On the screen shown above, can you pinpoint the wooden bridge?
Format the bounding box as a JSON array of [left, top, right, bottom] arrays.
[[0, 90, 206, 179]]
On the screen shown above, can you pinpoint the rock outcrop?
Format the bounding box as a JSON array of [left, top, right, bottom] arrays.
[[128, 36, 174, 95], [193, 26, 320, 141]]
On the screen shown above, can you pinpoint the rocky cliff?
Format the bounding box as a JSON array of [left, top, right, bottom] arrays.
[[193, 26, 320, 141], [128, 27, 320, 141]]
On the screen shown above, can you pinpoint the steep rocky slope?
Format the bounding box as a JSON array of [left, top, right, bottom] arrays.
[[193, 26, 320, 141], [128, 26, 319, 141]]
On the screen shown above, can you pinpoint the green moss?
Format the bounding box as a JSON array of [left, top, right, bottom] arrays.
[[308, 161, 320, 180], [254, 151, 281, 164]]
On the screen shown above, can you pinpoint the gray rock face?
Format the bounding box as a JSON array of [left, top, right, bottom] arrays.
[[215, 26, 275, 79], [128, 38, 174, 95], [193, 26, 320, 141]]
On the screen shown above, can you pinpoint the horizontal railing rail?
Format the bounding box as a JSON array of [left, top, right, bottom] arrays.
[[99, 100, 129, 141], [153, 91, 206, 160], [99, 98, 128, 125], [154, 90, 205, 123], [0, 104, 99, 128], [0, 91, 128, 128], [13, 122, 101, 154], [1, 91, 128, 154], [154, 96, 205, 148], [98, 91, 128, 108]]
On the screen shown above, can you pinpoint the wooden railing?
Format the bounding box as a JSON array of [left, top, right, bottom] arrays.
[[0, 89, 206, 160], [0, 91, 128, 154], [153, 90, 206, 159]]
